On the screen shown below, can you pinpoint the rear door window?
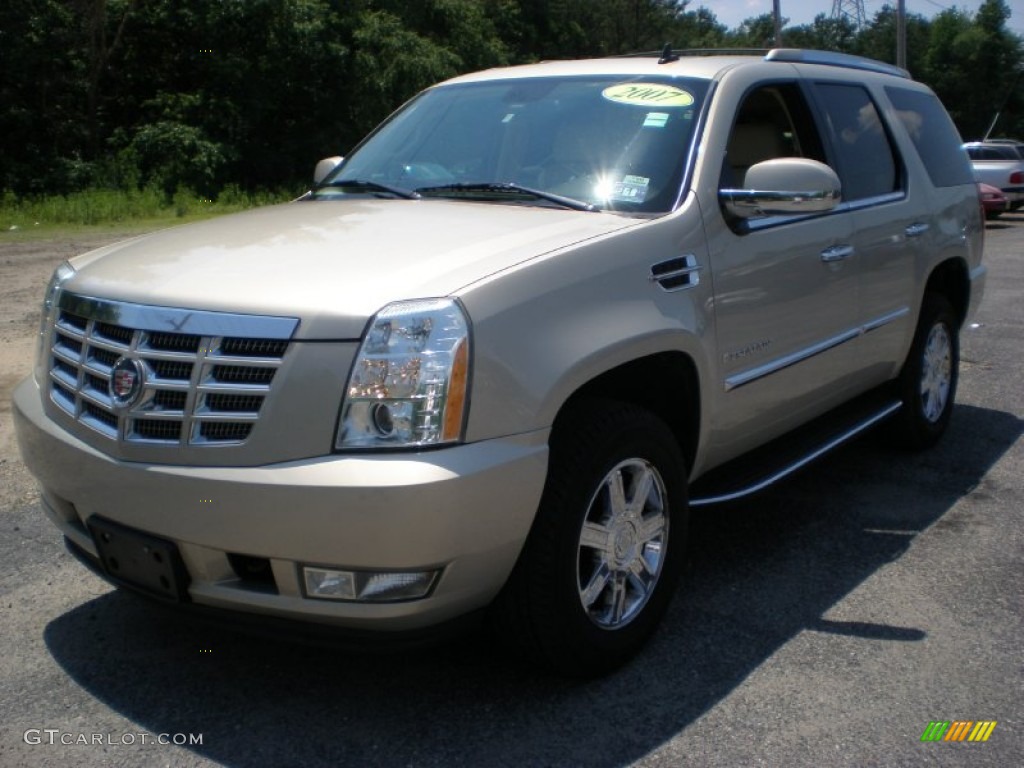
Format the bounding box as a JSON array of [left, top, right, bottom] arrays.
[[813, 83, 901, 203]]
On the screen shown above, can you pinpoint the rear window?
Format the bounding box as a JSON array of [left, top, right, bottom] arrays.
[[885, 86, 974, 188], [966, 145, 1021, 160]]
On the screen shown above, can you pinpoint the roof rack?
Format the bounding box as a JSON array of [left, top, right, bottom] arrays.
[[765, 49, 910, 79], [617, 48, 769, 59], [616, 47, 910, 79]]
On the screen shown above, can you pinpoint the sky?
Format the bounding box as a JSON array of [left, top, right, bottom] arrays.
[[695, 0, 1024, 35]]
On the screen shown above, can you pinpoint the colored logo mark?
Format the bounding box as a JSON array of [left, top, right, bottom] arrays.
[[920, 721, 997, 742]]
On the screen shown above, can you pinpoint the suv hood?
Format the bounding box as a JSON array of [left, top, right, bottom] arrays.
[[66, 200, 638, 339]]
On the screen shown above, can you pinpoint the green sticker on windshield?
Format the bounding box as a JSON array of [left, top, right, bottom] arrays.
[[602, 83, 694, 107], [611, 175, 650, 203]]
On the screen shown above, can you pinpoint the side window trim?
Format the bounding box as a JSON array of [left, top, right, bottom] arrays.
[[740, 206, 847, 233], [840, 190, 906, 211]]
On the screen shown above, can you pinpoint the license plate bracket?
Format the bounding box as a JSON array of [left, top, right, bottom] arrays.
[[88, 516, 190, 602]]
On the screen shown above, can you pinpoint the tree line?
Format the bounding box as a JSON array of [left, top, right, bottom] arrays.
[[1, 0, 1021, 200]]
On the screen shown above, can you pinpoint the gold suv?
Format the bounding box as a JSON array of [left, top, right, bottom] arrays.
[[14, 49, 986, 676]]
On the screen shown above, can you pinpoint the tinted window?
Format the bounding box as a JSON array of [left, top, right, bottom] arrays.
[[965, 144, 1018, 160], [815, 83, 899, 202], [886, 86, 974, 188]]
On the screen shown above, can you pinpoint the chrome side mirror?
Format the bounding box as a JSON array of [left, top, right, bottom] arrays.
[[720, 158, 841, 219]]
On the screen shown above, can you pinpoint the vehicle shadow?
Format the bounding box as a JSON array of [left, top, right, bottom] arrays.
[[43, 404, 1022, 767]]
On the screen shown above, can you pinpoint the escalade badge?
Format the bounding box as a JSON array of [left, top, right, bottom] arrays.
[[109, 357, 146, 408]]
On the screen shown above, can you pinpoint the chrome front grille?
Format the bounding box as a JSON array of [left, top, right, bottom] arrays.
[[48, 293, 297, 446]]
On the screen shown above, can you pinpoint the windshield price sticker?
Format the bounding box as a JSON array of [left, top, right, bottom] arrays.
[[602, 83, 694, 107], [610, 175, 650, 203]]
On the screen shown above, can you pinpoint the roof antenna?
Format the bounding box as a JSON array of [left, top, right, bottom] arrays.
[[658, 43, 679, 65]]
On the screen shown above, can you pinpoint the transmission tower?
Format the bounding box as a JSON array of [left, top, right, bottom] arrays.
[[831, 0, 868, 28]]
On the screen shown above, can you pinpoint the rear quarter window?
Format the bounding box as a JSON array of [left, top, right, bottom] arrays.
[[885, 86, 974, 188]]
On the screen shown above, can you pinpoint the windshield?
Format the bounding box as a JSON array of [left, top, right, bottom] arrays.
[[314, 75, 709, 214]]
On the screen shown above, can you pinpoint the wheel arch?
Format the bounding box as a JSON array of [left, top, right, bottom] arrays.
[[924, 257, 970, 328], [555, 351, 701, 475]]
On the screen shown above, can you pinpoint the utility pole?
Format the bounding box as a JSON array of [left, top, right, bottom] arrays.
[[773, 0, 782, 46], [896, 0, 906, 69]]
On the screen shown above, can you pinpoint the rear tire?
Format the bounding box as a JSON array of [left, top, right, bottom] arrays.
[[889, 294, 959, 450], [492, 400, 688, 677]]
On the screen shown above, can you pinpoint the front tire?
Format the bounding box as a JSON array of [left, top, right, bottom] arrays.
[[493, 400, 688, 677], [889, 294, 959, 449]]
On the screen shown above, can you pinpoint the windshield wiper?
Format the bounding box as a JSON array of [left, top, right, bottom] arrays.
[[415, 182, 597, 212], [319, 179, 420, 200]]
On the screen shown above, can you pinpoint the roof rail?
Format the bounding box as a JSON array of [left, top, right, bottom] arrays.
[[614, 48, 910, 78], [765, 49, 910, 79], [617, 48, 769, 59]]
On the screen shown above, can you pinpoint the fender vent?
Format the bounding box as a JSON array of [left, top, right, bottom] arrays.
[[650, 254, 701, 292]]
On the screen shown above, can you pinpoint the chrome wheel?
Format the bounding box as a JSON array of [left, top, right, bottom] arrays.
[[493, 401, 687, 676], [577, 458, 669, 629], [919, 323, 952, 423], [890, 294, 959, 451]]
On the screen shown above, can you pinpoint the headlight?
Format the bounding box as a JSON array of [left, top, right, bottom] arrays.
[[35, 261, 76, 382], [336, 298, 470, 449]]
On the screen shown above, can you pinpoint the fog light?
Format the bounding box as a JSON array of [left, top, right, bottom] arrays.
[[302, 566, 438, 602], [303, 567, 357, 600]]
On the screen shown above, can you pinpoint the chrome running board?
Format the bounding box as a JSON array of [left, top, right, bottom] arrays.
[[689, 390, 902, 507]]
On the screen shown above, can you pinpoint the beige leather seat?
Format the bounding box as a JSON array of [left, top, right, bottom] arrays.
[[727, 123, 788, 187]]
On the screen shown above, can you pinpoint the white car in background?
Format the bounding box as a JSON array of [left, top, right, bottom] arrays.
[[964, 140, 1024, 209]]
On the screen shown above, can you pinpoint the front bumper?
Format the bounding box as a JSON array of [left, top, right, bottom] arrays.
[[13, 376, 548, 631]]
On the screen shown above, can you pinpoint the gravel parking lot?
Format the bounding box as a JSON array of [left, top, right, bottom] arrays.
[[1, 216, 1021, 767]]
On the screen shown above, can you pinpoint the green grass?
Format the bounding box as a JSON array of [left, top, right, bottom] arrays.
[[0, 186, 295, 240]]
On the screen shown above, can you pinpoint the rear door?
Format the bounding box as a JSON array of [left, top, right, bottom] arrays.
[[808, 80, 922, 384]]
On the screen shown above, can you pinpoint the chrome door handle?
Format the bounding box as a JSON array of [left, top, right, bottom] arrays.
[[905, 222, 930, 237], [820, 244, 854, 262]]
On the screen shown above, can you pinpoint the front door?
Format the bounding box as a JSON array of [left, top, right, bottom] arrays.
[[703, 80, 861, 462]]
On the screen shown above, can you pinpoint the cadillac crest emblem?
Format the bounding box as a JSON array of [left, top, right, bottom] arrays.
[[109, 357, 145, 407]]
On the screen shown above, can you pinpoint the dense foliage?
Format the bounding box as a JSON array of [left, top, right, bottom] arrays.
[[1, 0, 1021, 201]]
